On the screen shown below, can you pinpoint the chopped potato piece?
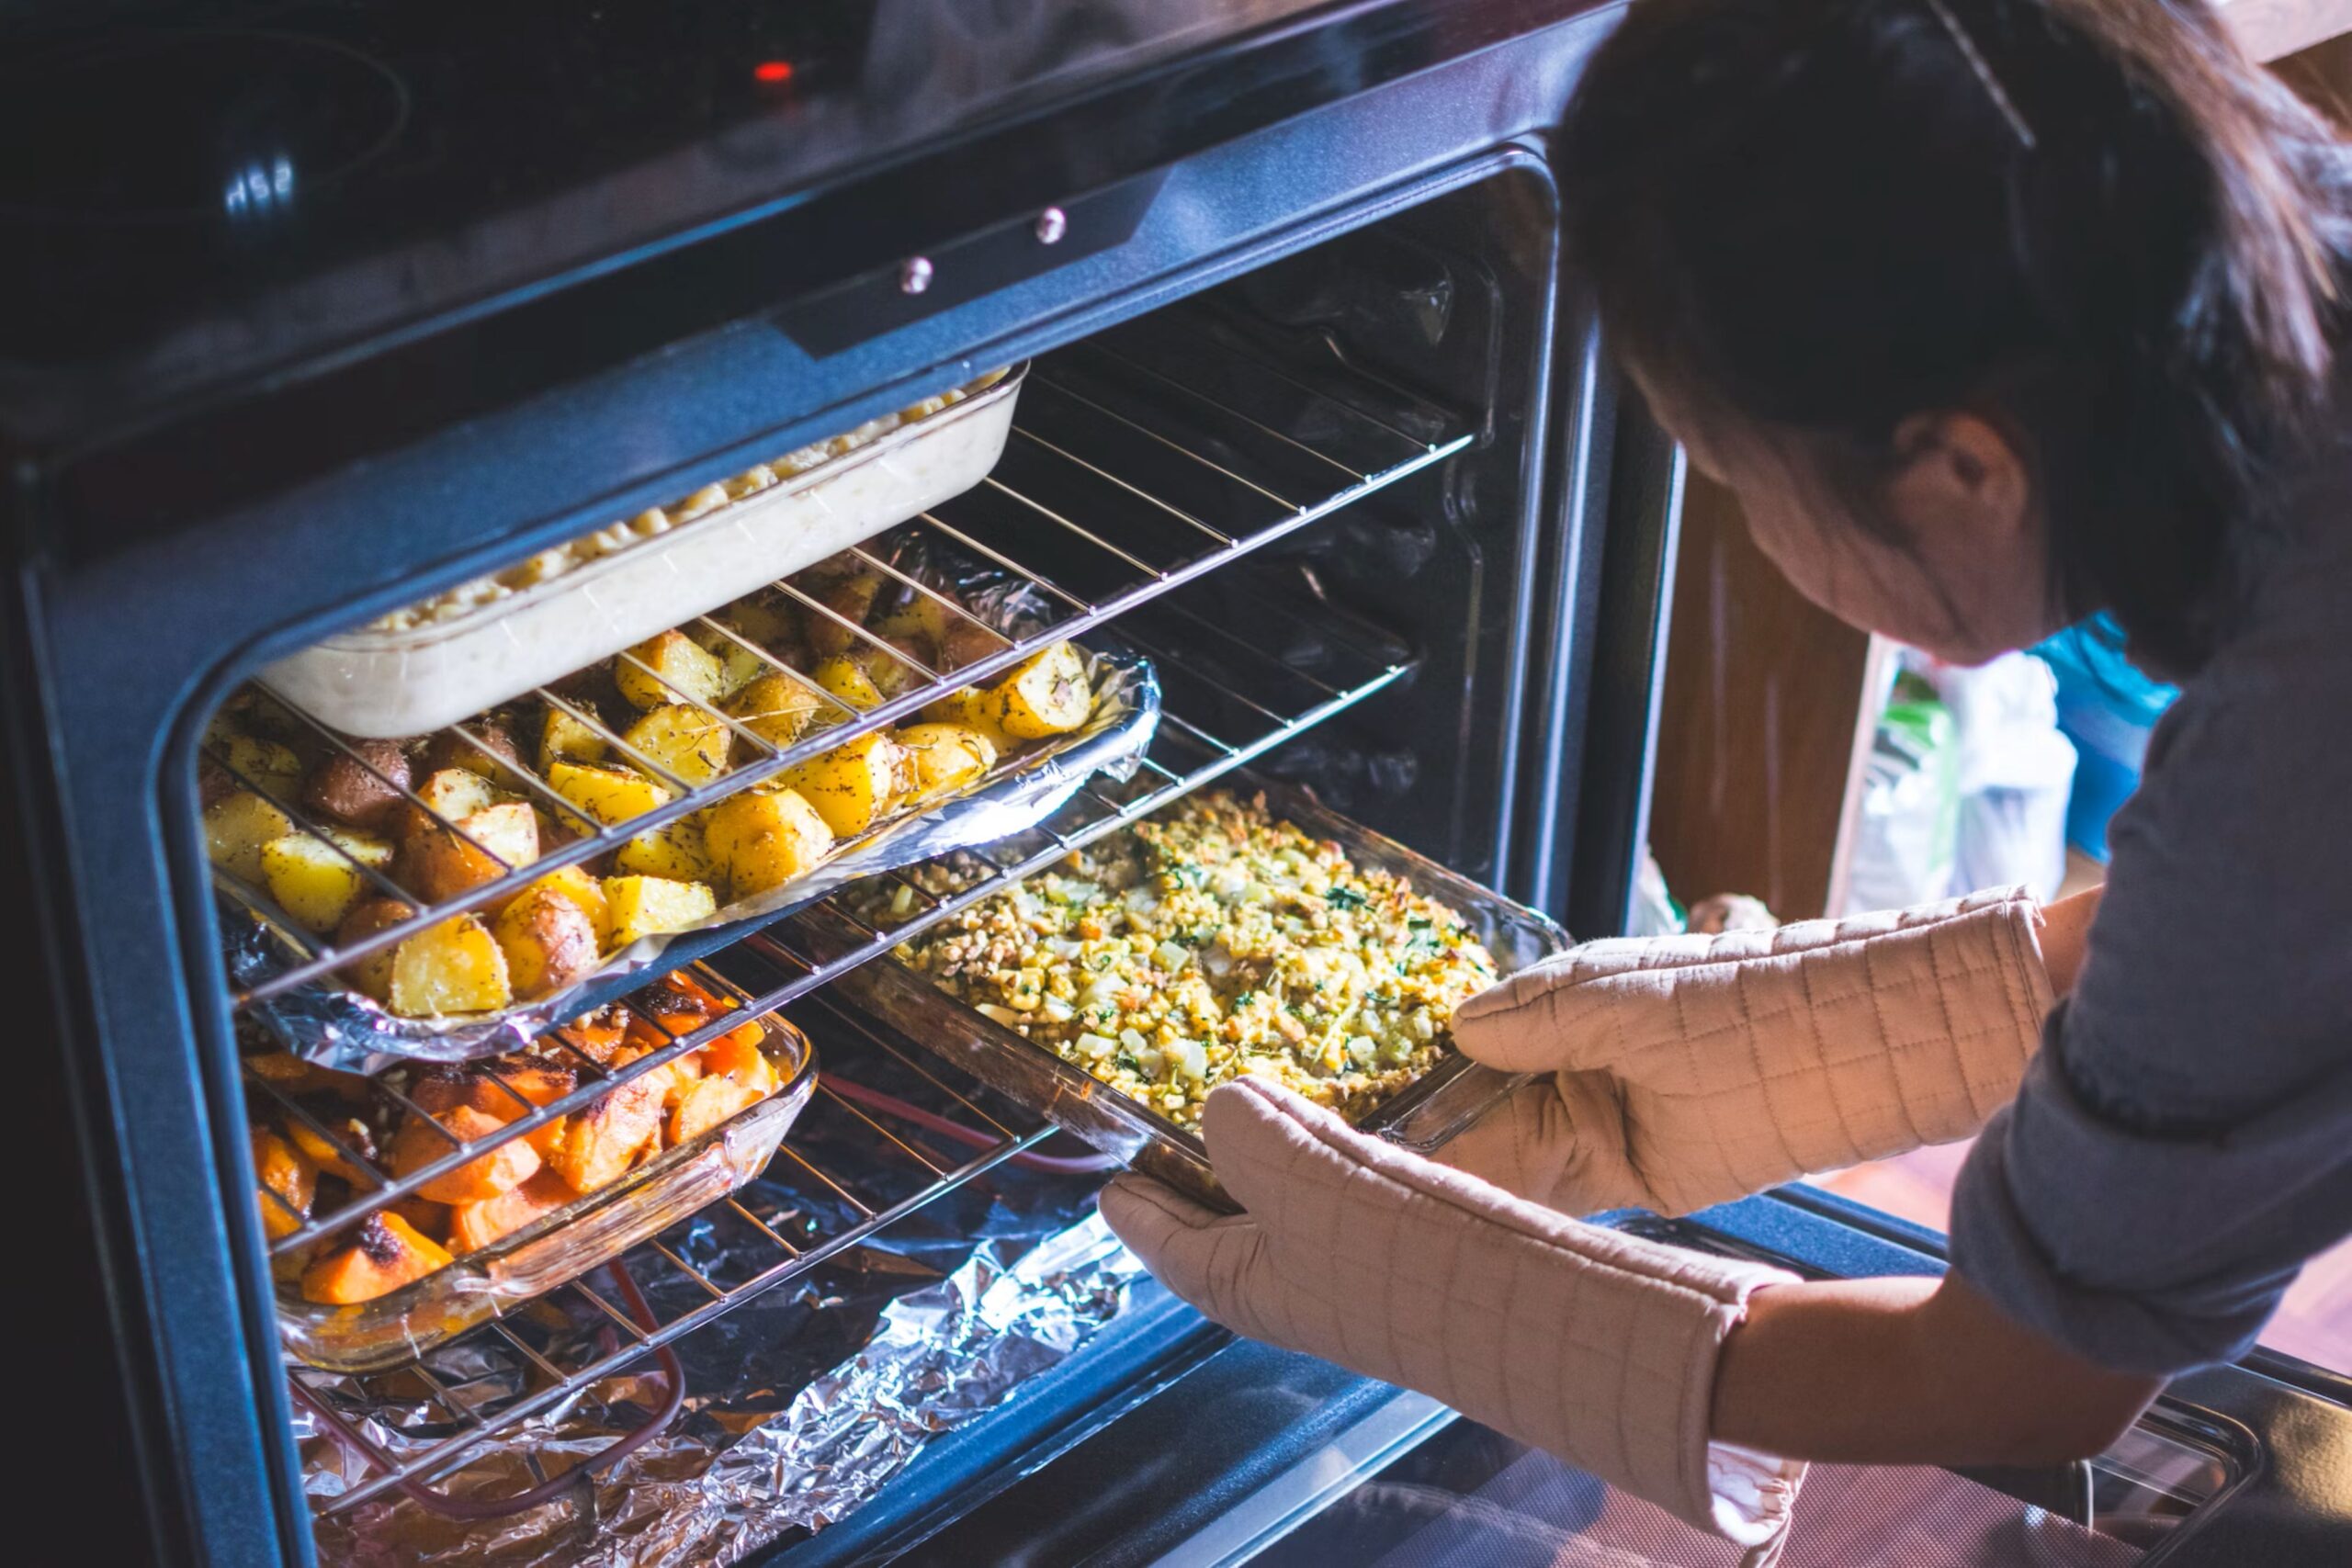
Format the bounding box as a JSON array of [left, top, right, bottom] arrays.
[[620, 704, 730, 786], [806, 571, 882, 656], [282, 1115, 380, 1187], [222, 735, 307, 802], [871, 593, 953, 649], [895, 722, 999, 802], [299, 1213, 453, 1305], [390, 1103, 541, 1203], [667, 1074, 763, 1145], [388, 916, 514, 1017], [399, 801, 539, 904], [413, 1065, 577, 1157], [405, 766, 499, 837], [304, 739, 413, 830], [810, 655, 884, 713], [539, 705, 611, 772], [613, 816, 717, 883], [616, 630, 725, 710], [550, 1073, 668, 1193], [859, 637, 930, 699], [726, 671, 827, 751], [260, 831, 390, 933], [920, 687, 1022, 754], [491, 886, 602, 998], [710, 640, 769, 702], [447, 1170, 575, 1253], [517, 864, 611, 947], [700, 1021, 781, 1096], [778, 732, 906, 838], [335, 897, 416, 1002], [602, 875, 718, 949], [251, 1129, 317, 1242], [548, 760, 673, 830], [427, 723, 526, 789], [205, 791, 295, 883], [702, 787, 834, 900], [990, 641, 1091, 738]]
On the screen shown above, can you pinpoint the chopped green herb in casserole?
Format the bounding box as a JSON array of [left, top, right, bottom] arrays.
[[882, 790, 1499, 1130]]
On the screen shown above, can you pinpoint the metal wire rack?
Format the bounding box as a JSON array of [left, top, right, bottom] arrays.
[[213, 338, 1470, 1008]]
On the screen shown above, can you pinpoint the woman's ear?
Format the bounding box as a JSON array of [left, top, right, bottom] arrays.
[[1885, 411, 2034, 546]]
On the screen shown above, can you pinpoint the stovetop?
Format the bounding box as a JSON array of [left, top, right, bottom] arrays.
[[0, 0, 1349, 448]]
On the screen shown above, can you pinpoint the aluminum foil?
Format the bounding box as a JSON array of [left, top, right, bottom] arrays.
[[300, 1204, 1147, 1567], [226, 606, 1159, 1068]]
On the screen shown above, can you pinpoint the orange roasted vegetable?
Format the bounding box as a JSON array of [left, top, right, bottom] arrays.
[[550, 1073, 666, 1193], [388, 1103, 541, 1204], [283, 1116, 379, 1187], [697, 1022, 777, 1095], [447, 1170, 576, 1253], [666, 1074, 763, 1146], [251, 1129, 318, 1242], [299, 1213, 454, 1304], [412, 1064, 578, 1158], [244, 1052, 373, 1102]]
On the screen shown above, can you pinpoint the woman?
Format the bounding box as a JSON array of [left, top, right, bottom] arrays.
[[1101, 0, 2352, 1555]]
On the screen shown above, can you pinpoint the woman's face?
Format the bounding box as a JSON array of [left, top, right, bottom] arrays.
[[1645, 377, 2064, 665]]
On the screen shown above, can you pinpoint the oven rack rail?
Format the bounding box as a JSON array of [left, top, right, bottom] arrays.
[[216, 339, 1471, 1009], [294, 988, 1070, 1518], [256, 580, 1412, 1256]]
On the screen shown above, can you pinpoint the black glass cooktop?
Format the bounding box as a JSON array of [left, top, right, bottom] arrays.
[[0, 0, 1334, 446]]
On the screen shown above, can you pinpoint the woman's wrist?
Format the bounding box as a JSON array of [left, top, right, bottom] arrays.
[[2033, 885, 2102, 996]]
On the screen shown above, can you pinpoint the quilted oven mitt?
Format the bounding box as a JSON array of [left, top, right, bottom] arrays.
[[1442, 886, 2057, 1217], [1100, 1078, 1808, 1562]]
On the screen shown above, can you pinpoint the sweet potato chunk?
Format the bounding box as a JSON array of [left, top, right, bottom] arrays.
[[389, 1103, 541, 1204], [283, 1116, 379, 1187], [412, 1064, 577, 1158], [299, 1213, 453, 1305], [251, 1129, 317, 1242], [667, 1074, 764, 1146], [550, 1075, 667, 1194], [447, 1170, 576, 1253], [698, 1022, 779, 1096]]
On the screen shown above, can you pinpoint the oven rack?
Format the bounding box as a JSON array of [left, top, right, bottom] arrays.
[[257, 575, 1413, 1255], [217, 340, 1472, 1009], [281, 582, 1413, 1514]]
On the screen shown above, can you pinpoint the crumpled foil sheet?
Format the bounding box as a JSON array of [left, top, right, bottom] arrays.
[[301, 1174, 1144, 1566], [225, 546, 1159, 1069]]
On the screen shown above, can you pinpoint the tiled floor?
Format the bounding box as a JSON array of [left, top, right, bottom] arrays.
[[1808, 1145, 2350, 1372]]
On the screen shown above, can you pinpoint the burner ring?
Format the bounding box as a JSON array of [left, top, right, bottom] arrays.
[[0, 28, 410, 225]]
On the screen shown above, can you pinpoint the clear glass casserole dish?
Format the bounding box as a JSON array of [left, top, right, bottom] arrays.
[[829, 778, 1568, 1210], [265, 976, 817, 1373]]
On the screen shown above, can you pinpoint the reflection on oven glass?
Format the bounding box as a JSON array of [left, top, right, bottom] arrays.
[[1250, 1420, 2165, 1568]]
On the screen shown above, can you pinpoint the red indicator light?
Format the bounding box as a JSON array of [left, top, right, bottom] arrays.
[[753, 60, 795, 84]]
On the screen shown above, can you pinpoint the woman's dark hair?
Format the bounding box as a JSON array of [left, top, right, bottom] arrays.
[[1559, 0, 2352, 676]]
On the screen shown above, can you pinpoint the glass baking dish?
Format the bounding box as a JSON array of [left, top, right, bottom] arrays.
[[829, 778, 1569, 1210], [262, 366, 1025, 738], [271, 994, 817, 1373]]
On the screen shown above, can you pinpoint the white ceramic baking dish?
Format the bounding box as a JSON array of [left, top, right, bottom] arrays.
[[261, 366, 1025, 738]]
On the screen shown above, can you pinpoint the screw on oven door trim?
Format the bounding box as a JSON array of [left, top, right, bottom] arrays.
[[899, 256, 933, 295], [1035, 207, 1069, 245]]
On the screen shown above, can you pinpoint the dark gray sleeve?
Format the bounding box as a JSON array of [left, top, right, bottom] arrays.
[[1946, 608, 2352, 1376]]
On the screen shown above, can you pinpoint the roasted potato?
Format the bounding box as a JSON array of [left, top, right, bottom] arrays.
[[251, 1128, 317, 1242], [390, 1102, 541, 1204], [335, 897, 416, 1002], [447, 1170, 575, 1253], [858, 636, 929, 699], [388, 915, 514, 1016], [990, 641, 1091, 738], [513, 864, 611, 947], [719, 592, 800, 654], [413, 1063, 577, 1157], [616, 630, 725, 711], [920, 687, 1022, 754], [778, 731, 907, 838], [702, 787, 834, 900], [612, 817, 717, 883], [726, 671, 826, 750], [871, 592, 953, 650], [548, 759, 673, 829], [301, 739, 412, 829], [620, 704, 729, 786], [402, 765, 498, 841], [708, 638, 770, 702], [398, 801, 539, 904], [809, 654, 884, 714], [260, 830, 393, 933], [539, 705, 611, 772], [300, 1213, 453, 1305], [218, 734, 307, 802], [427, 721, 526, 789], [205, 790, 296, 883], [491, 886, 602, 998], [667, 1074, 763, 1145], [700, 1021, 781, 1096], [895, 722, 999, 803], [550, 1072, 667, 1192], [937, 617, 1011, 673], [805, 570, 882, 657], [602, 874, 718, 948], [283, 1114, 380, 1187], [243, 1051, 372, 1103]]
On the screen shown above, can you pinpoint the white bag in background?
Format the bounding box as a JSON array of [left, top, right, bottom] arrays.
[[1939, 653, 2078, 903]]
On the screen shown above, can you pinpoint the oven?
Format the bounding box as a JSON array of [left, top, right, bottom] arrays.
[[9, 3, 2347, 1564]]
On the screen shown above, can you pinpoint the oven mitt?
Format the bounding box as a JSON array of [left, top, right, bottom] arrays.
[[1099, 1078, 1808, 1562], [1442, 886, 2056, 1217]]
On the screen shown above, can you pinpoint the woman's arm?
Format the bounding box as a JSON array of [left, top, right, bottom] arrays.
[[1711, 1271, 2160, 1466]]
